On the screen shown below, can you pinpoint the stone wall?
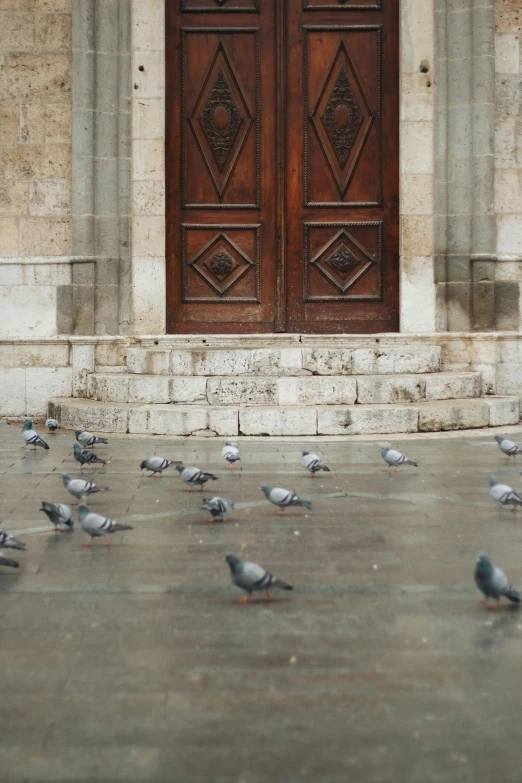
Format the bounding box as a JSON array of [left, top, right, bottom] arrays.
[[494, 0, 522, 326], [0, 0, 72, 337]]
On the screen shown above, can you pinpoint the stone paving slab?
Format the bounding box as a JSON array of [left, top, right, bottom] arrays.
[[2, 421, 522, 781]]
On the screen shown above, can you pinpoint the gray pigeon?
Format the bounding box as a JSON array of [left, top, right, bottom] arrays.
[[22, 419, 49, 450], [474, 552, 520, 607], [40, 502, 73, 532], [78, 504, 133, 548], [61, 473, 109, 505], [301, 451, 330, 477], [140, 457, 179, 477], [73, 443, 106, 470], [222, 442, 240, 470], [260, 484, 312, 515], [225, 553, 293, 603], [175, 464, 218, 491], [0, 529, 26, 551], [489, 475, 522, 512], [201, 497, 234, 522], [0, 551, 19, 569], [494, 435, 522, 461], [45, 418, 59, 433], [75, 430, 108, 448], [381, 446, 418, 472]]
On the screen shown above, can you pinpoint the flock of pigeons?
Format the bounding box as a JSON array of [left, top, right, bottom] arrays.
[[5, 419, 522, 605]]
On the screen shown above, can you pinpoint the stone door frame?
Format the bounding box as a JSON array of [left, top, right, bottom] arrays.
[[69, 0, 495, 336]]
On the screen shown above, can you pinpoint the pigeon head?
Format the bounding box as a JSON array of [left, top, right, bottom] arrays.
[[74, 430, 83, 437], [224, 441, 232, 446], [61, 473, 70, 485], [381, 446, 390, 456], [493, 435, 504, 443], [77, 504, 89, 518], [225, 553, 242, 572], [476, 552, 492, 574], [302, 451, 309, 456], [259, 484, 271, 496], [174, 464, 184, 474], [23, 419, 32, 431], [73, 443, 81, 452], [139, 460, 147, 470], [489, 475, 499, 487]]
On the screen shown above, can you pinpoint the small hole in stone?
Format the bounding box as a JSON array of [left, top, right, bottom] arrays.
[[154, 340, 159, 345], [420, 59, 430, 74], [134, 83, 139, 90], [426, 80, 431, 88], [139, 65, 144, 72]]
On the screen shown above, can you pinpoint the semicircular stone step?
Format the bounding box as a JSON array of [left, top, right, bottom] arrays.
[[47, 396, 519, 437], [87, 371, 482, 406]]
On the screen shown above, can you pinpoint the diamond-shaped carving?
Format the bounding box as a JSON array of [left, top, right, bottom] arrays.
[[189, 42, 254, 200], [188, 233, 254, 296], [311, 229, 375, 294], [311, 41, 374, 198]]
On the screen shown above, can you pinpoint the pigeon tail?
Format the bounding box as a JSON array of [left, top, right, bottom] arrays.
[[110, 523, 133, 533], [91, 486, 109, 494], [405, 459, 418, 467], [274, 579, 293, 591], [505, 587, 521, 603], [293, 498, 312, 510], [0, 555, 19, 568]]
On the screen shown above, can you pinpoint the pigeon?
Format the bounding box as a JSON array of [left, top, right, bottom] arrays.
[[40, 502, 73, 532], [73, 443, 106, 470], [140, 457, 179, 477], [0, 552, 19, 569], [0, 530, 26, 551], [301, 451, 330, 477], [494, 435, 522, 461], [222, 442, 240, 470], [225, 553, 293, 603], [22, 419, 49, 451], [201, 497, 234, 523], [61, 473, 109, 505], [489, 475, 522, 512], [381, 446, 418, 472], [474, 552, 520, 607], [175, 464, 218, 491], [75, 430, 108, 448], [77, 504, 133, 548], [260, 484, 312, 515], [45, 418, 59, 433]]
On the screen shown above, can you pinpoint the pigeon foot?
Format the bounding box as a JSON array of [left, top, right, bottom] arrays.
[[239, 596, 250, 604]]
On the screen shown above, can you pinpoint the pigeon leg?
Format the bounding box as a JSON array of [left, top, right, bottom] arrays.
[[106, 537, 112, 548], [479, 599, 488, 606], [394, 469, 402, 473], [309, 473, 315, 478], [199, 485, 204, 491], [227, 463, 233, 470], [487, 604, 501, 611], [71, 500, 79, 506], [266, 590, 272, 601], [81, 539, 92, 548], [76, 465, 83, 470], [239, 595, 251, 604], [208, 517, 215, 524], [382, 468, 389, 472]]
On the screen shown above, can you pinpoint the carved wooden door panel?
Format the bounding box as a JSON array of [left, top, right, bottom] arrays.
[[285, 0, 399, 332], [166, 1, 277, 333], [166, 1, 399, 334]]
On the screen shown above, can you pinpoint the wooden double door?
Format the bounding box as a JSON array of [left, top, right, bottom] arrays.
[[166, 0, 399, 333]]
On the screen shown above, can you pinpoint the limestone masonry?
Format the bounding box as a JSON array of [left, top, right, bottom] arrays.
[[0, 1, 521, 433]]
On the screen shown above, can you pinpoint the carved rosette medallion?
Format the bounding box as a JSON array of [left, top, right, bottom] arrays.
[[321, 68, 363, 168], [201, 70, 243, 172], [329, 247, 355, 278], [210, 250, 234, 279]]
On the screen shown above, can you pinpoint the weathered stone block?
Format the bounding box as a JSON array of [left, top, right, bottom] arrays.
[[301, 348, 352, 376], [95, 342, 127, 369], [418, 399, 490, 432], [318, 405, 419, 435], [29, 179, 71, 216], [147, 406, 238, 436], [0, 104, 19, 144], [0, 368, 26, 415], [72, 342, 94, 397], [424, 372, 481, 400], [128, 375, 169, 403], [207, 377, 277, 406], [25, 366, 72, 414], [171, 350, 251, 377], [13, 342, 69, 367], [0, 217, 19, 255], [50, 400, 128, 432], [0, 181, 29, 217], [35, 10, 71, 51], [92, 374, 129, 403], [170, 377, 207, 404], [19, 217, 71, 255], [127, 348, 169, 375], [7, 54, 71, 102], [133, 180, 165, 215], [356, 375, 426, 404], [487, 397, 520, 427], [495, 363, 522, 396], [239, 407, 317, 436], [351, 347, 441, 375], [277, 376, 357, 406]]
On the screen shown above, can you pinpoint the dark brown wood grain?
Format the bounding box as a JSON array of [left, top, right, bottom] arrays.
[[166, 0, 399, 334]]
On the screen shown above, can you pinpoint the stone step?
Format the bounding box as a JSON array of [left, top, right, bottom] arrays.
[[126, 345, 441, 377], [87, 371, 482, 406], [48, 396, 519, 437]]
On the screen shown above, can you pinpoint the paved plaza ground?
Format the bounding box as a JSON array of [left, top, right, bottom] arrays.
[[2, 420, 522, 782]]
